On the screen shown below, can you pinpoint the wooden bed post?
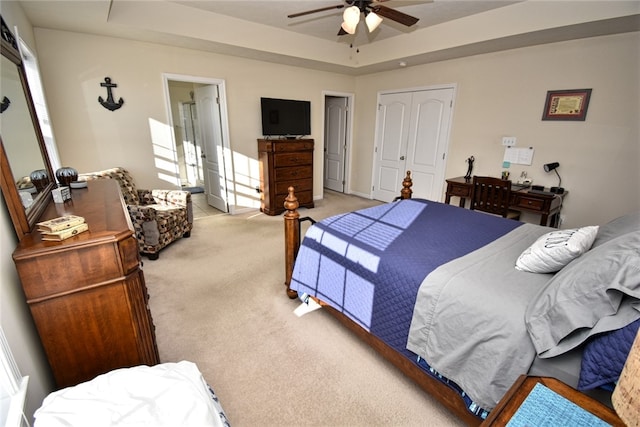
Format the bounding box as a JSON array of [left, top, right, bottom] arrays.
[[400, 170, 413, 199], [283, 186, 300, 299]]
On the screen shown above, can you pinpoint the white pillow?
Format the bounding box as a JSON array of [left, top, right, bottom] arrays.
[[515, 226, 599, 273]]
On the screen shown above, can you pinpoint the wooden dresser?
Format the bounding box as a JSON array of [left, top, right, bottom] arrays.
[[12, 180, 159, 389], [258, 138, 314, 215]]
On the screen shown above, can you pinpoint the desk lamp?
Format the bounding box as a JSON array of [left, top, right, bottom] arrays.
[[543, 162, 564, 194], [612, 328, 640, 426]]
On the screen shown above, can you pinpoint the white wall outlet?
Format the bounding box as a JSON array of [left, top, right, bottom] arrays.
[[502, 136, 517, 147]]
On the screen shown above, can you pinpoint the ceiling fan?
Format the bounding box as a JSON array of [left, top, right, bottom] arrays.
[[287, 0, 420, 36]]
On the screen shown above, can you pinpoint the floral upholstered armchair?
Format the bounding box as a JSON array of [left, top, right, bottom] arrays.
[[78, 167, 193, 260]]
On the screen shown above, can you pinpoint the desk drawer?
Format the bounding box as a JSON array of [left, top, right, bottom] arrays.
[[514, 196, 545, 211], [448, 184, 472, 198]]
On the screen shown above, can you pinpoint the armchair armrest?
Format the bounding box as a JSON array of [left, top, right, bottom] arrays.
[[137, 189, 155, 205], [127, 204, 158, 223], [143, 189, 193, 225], [137, 189, 191, 208], [151, 189, 191, 207]]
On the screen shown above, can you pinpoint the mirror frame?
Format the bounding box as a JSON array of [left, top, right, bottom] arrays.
[[0, 16, 55, 240]]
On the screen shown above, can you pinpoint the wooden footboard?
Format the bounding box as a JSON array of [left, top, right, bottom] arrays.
[[283, 170, 414, 297], [282, 172, 482, 425], [323, 304, 482, 426]]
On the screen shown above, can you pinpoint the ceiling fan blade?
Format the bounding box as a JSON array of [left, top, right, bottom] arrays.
[[371, 5, 419, 27], [288, 4, 344, 19]]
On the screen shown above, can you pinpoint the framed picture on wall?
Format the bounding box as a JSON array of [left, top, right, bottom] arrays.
[[542, 89, 592, 121]]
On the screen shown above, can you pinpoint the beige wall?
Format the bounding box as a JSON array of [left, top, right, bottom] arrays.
[[353, 32, 639, 227], [33, 29, 355, 211], [33, 28, 639, 227], [0, 3, 638, 421]]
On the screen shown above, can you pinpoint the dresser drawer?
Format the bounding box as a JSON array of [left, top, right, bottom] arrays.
[[276, 189, 312, 205], [293, 190, 313, 206], [514, 195, 545, 211], [17, 243, 123, 301], [275, 165, 313, 181], [274, 152, 313, 168], [275, 178, 312, 195], [272, 141, 314, 152]]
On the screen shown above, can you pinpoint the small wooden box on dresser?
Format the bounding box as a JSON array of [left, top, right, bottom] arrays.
[[12, 180, 159, 389], [258, 138, 314, 216]]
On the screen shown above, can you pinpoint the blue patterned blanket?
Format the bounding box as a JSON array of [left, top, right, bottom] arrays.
[[290, 199, 522, 359]]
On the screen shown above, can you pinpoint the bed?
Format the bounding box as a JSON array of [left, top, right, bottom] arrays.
[[282, 175, 640, 424], [34, 361, 230, 427]]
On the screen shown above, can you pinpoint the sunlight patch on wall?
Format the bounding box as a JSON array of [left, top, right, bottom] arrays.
[[148, 118, 180, 186]]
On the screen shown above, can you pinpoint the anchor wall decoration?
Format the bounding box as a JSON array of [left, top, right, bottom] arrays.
[[0, 96, 10, 114], [98, 77, 124, 111]]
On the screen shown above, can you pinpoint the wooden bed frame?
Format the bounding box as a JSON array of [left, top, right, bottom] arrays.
[[283, 171, 483, 426]]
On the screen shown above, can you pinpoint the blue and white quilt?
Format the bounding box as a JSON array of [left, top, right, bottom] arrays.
[[290, 199, 522, 362]]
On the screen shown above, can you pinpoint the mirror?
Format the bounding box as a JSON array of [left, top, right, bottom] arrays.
[[0, 16, 55, 240]]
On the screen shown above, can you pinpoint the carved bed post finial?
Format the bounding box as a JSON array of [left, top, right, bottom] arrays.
[[401, 170, 413, 199], [284, 186, 300, 299]]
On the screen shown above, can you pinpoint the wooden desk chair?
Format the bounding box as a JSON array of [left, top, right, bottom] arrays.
[[470, 176, 521, 220]]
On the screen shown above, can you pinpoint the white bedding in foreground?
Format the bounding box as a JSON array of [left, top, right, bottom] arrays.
[[34, 361, 229, 427]]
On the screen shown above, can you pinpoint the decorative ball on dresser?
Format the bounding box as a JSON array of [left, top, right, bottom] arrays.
[[29, 169, 50, 192], [55, 167, 78, 187]]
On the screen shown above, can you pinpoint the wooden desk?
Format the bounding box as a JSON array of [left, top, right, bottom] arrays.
[[444, 176, 567, 227], [481, 376, 623, 426]]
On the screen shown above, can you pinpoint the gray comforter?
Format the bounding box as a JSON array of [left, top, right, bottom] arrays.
[[406, 223, 552, 410]]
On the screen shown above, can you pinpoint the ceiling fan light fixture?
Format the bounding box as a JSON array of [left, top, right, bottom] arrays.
[[341, 20, 357, 35], [365, 12, 382, 32], [342, 5, 360, 34]]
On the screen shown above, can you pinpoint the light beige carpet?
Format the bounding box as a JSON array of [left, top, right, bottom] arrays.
[[144, 191, 464, 427]]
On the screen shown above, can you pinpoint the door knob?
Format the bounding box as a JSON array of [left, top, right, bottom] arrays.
[[400, 156, 405, 160]]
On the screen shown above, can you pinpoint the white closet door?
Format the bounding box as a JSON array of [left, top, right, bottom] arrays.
[[372, 87, 454, 202], [406, 88, 454, 201]]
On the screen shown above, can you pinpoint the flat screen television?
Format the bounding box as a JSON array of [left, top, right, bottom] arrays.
[[261, 97, 311, 137]]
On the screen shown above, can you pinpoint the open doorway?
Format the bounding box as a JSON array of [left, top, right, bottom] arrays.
[[164, 74, 231, 213], [322, 92, 354, 194]]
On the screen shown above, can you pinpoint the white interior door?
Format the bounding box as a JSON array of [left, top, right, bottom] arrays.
[[372, 92, 412, 201], [406, 88, 454, 201], [324, 96, 348, 192], [372, 87, 454, 202], [195, 85, 228, 212]]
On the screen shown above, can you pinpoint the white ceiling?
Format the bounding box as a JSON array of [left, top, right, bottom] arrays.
[[167, 0, 517, 44], [16, 0, 640, 75]]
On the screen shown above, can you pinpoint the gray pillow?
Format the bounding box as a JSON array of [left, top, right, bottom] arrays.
[[592, 211, 640, 248], [525, 230, 640, 358]]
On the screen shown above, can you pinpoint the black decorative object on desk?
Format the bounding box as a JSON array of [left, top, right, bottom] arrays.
[[543, 162, 564, 194], [55, 167, 78, 187], [464, 156, 474, 181], [98, 77, 124, 111]]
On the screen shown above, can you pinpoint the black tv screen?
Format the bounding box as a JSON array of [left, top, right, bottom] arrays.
[[261, 97, 311, 137]]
